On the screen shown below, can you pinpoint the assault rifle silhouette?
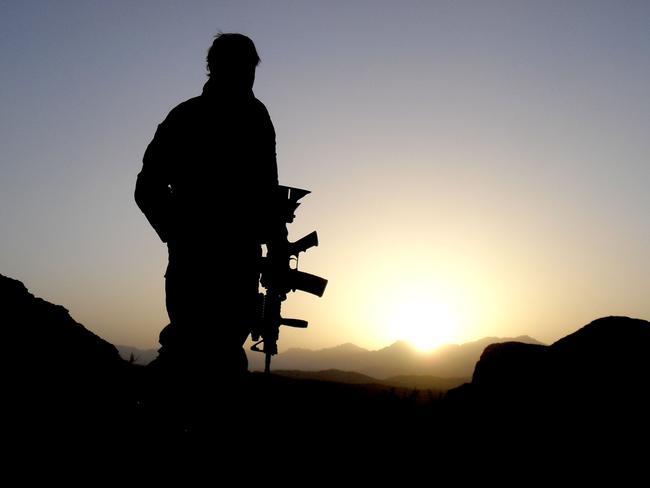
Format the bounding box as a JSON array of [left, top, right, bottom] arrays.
[[251, 186, 327, 373]]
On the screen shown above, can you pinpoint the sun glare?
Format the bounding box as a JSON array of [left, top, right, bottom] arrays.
[[386, 296, 459, 352]]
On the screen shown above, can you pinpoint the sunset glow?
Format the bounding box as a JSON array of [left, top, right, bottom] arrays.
[[387, 296, 459, 352]]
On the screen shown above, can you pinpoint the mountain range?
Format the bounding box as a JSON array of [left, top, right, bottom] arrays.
[[5, 271, 650, 454], [118, 334, 543, 381]]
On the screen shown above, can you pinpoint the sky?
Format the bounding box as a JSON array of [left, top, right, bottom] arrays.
[[1, 0, 649, 352]]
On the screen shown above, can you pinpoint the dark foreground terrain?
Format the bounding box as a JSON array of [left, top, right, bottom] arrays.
[[4, 273, 650, 467]]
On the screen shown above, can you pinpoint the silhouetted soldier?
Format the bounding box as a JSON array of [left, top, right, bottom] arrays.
[[135, 33, 281, 384]]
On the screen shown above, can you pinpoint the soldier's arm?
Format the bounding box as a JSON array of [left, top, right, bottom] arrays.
[[135, 120, 174, 243], [253, 101, 282, 238], [257, 104, 292, 291]]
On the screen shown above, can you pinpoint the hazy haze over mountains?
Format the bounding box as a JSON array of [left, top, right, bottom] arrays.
[[119, 335, 543, 379], [247, 336, 543, 377]]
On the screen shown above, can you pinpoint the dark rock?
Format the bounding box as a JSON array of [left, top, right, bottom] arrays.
[[1, 273, 123, 371], [472, 341, 549, 392], [1, 273, 134, 442], [447, 316, 650, 423]]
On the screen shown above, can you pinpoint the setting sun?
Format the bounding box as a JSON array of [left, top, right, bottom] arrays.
[[386, 295, 459, 352]]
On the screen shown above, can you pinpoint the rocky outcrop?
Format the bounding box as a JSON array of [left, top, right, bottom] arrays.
[[472, 341, 549, 391], [2, 273, 133, 440], [448, 316, 650, 419], [2, 273, 123, 371]]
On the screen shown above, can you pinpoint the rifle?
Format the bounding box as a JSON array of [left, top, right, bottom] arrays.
[[250, 186, 328, 373]]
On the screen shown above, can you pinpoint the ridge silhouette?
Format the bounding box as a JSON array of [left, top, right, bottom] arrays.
[[2, 273, 133, 445], [5, 272, 650, 461], [245, 335, 543, 377]]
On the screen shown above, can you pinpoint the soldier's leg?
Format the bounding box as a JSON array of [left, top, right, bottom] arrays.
[[198, 268, 260, 376]]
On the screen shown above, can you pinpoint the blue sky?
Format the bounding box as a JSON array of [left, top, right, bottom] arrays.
[[1, 1, 648, 349]]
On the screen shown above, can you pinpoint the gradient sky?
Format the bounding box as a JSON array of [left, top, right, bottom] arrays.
[[1, 1, 649, 351]]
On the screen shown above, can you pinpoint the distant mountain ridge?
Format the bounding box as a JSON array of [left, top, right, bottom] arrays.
[[246, 335, 543, 378], [120, 335, 543, 380]]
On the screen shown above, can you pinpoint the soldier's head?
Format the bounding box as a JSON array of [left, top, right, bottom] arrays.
[[207, 33, 260, 91]]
